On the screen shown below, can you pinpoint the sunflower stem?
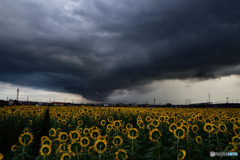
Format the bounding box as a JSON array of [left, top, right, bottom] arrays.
[[85, 146, 86, 160], [99, 145, 102, 160], [208, 130, 211, 153], [177, 132, 179, 152], [22, 137, 26, 160], [76, 146, 79, 160], [186, 133, 191, 159]]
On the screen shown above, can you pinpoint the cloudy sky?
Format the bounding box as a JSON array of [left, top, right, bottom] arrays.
[[0, 0, 240, 104]]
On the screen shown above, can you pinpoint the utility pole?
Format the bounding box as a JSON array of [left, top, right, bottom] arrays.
[[27, 96, 29, 102], [227, 97, 228, 103], [189, 99, 191, 105], [16, 88, 19, 101], [154, 98, 155, 106], [208, 93, 210, 104]]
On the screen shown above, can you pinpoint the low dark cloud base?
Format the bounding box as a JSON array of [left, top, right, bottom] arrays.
[[0, 0, 240, 101]]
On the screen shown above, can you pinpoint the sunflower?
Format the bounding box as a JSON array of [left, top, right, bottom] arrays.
[[100, 120, 106, 126], [147, 124, 155, 131], [29, 120, 33, 125], [53, 138, 60, 146], [69, 130, 80, 141], [115, 148, 129, 160], [94, 139, 108, 154], [80, 137, 90, 147], [23, 128, 30, 133], [191, 125, 199, 133], [126, 123, 133, 130], [0, 153, 3, 160], [149, 128, 162, 142], [58, 132, 68, 142], [19, 131, 34, 146], [60, 153, 71, 160], [57, 128, 61, 133], [11, 145, 18, 152], [41, 136, 49, 142], [108, 116, 114, 123], [62, 119, 67, 125], [211, 124, 218, 134], [49, 128, 57, 137], [174, 127, 185, 139], [112, 120, 120, 127], [83, 128, 90, 135], [77, 120, 83, 126], [113, 136, 123, 146], [57, 118, 62, 124], [204, 123, 214, 133], [169, 123, 178, 133], [122, 129, 127, 135], [106, 124, 113, 130], [127, 128, 139, 140], [138, 121, 145, 129], [88, 146, 94, 155], [90, 129, 100, 140], [151, 119, 160, 128], [40, 145, 51, 156], [178, 149, 186, 160], [68, 141, 83, 157], [232, 136, 240, 144], [196, 136, 202, 143], [146, 116, 152, 122], [219, 123, 227, 133], [41, 138, 52, 146], [234, 126, 240, 136]]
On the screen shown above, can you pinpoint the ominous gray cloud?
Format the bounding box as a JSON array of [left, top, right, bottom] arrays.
[[0, 0, 240, 101]]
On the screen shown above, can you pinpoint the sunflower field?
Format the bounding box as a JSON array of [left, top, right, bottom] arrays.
[[0, 106, 240, 160]]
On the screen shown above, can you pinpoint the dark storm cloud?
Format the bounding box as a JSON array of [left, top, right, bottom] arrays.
[[0, 0, 240, 101]]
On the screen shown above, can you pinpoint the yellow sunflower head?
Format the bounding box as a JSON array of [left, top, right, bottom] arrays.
[[174, 127, 186, 139], [49, 128, 57, 137], [69, 130, 80, 141], [83, 128, 90, 135], [77, 120, 83, 126], [60, 153, 71, 160], [0, 153, 3, 160], [100, 120, 106, 126], [115, 148, 129, 160], [232, 136, 240, 144], [204, 123, 214, 133], [113, 136, 123, 146], [196, 136, 202, 143], [94, 139, 108, 154], [80, 137, 90, 147], [146, 116, 152, 122], [191, 125, 199, 133], [58, 132, 68, 142], [122, 129, 127, 135], [67, 142, 83, 157], [178, 149, 186, 160], [151, 119, 160, 128], [11, 145, 18, 152], [88, 146, 94, 155], [169, 123, 177, 133], [108, 116, 114, 123], [127, 128, 139, 140], [40, 145, 51, 156], [219, 123, 227, 133], [149, 128, 162, 142], [90, 129, 100, 140], [53, 138, 60, 146], [126, 123, 133, 130], [41, 138, 52, 146], [18, 131, 34, 146]]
